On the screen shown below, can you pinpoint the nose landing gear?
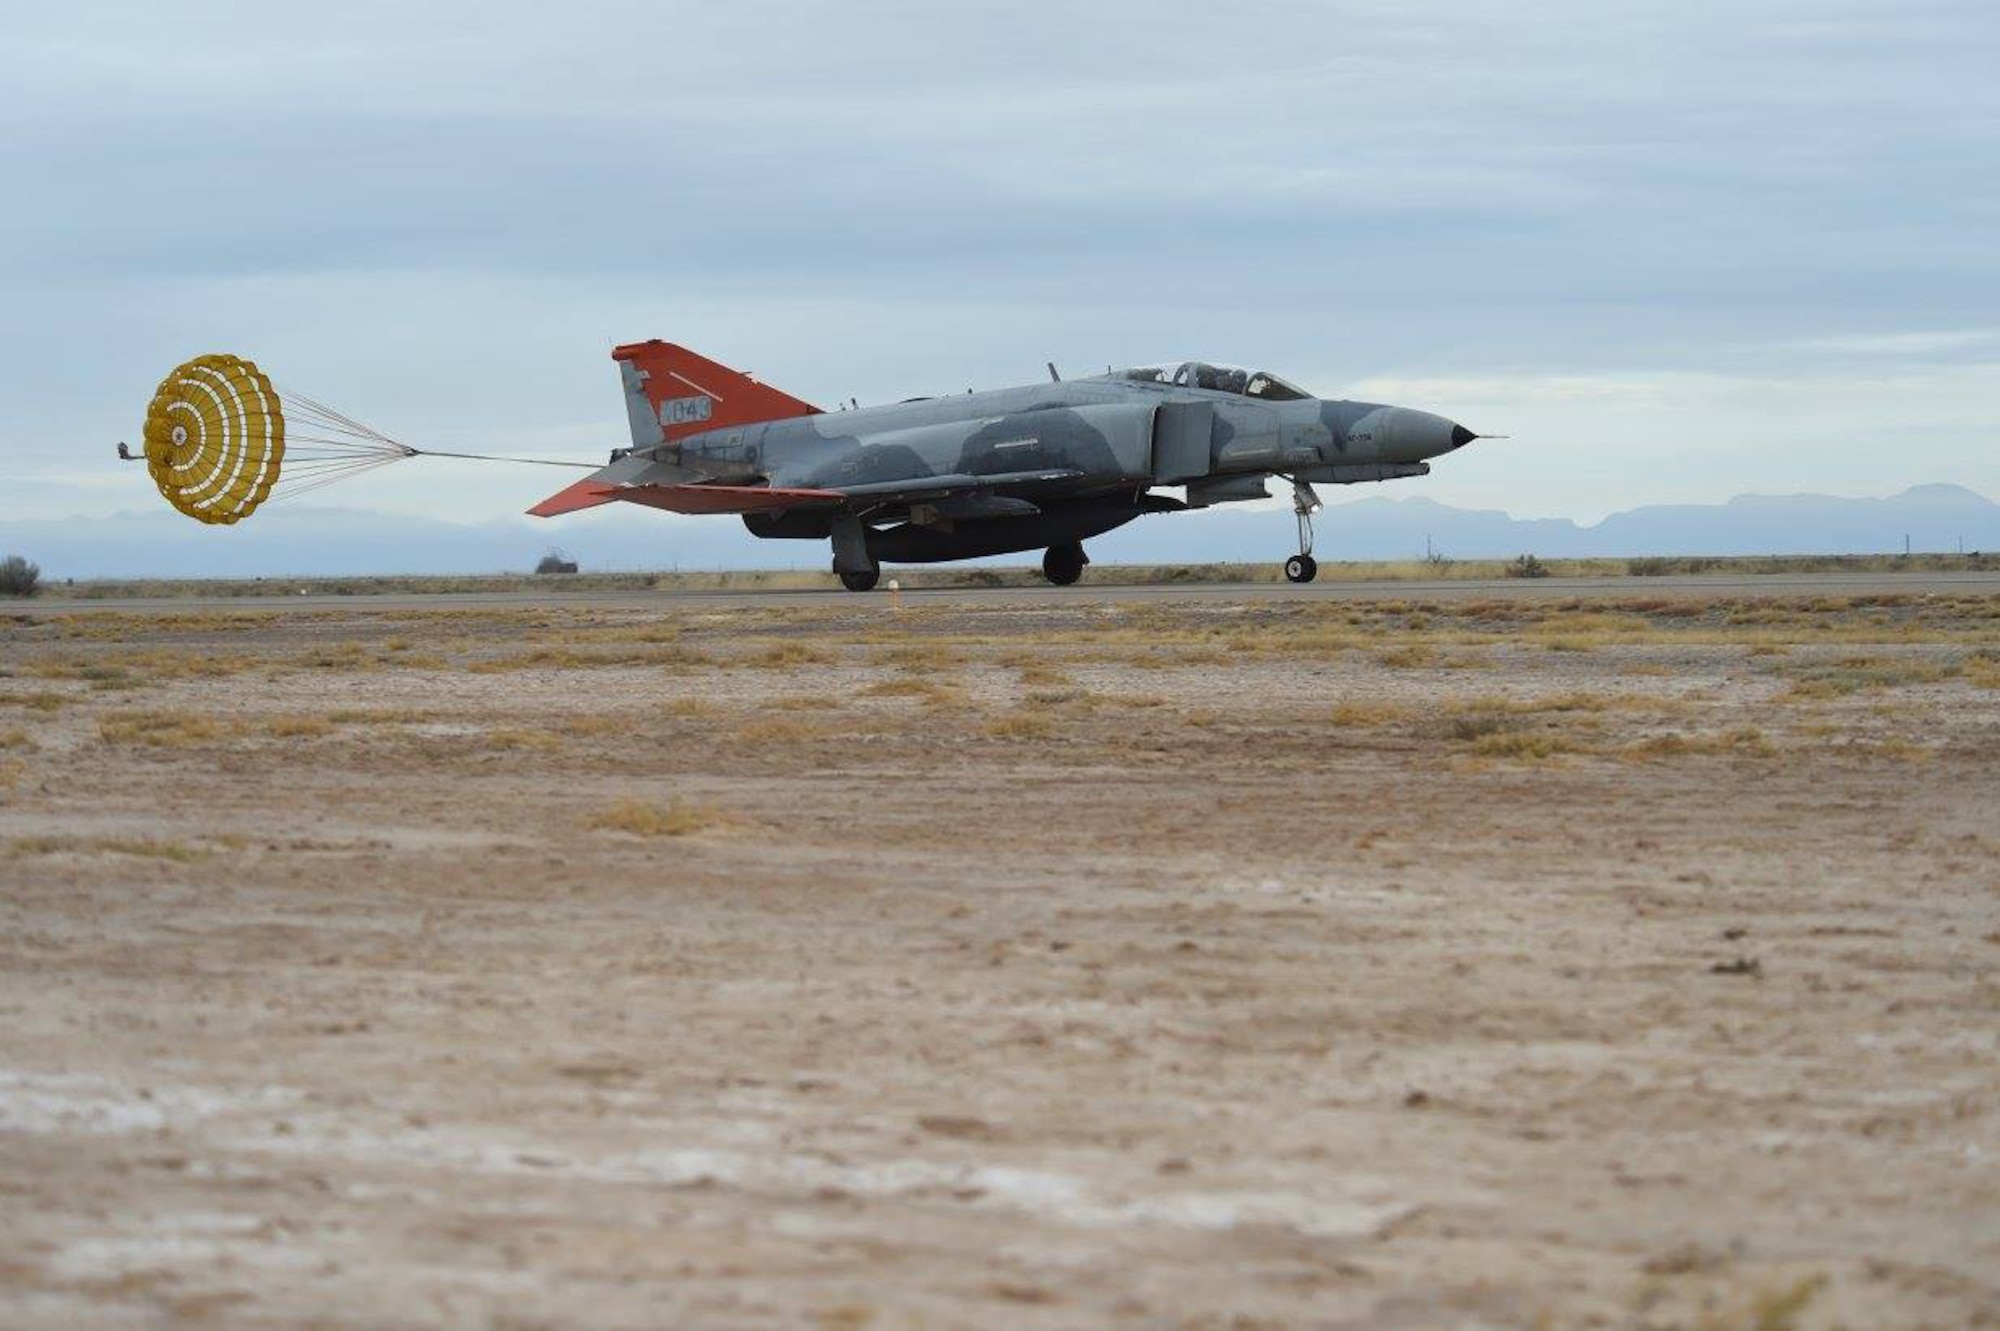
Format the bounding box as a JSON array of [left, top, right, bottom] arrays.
[[1284, 479, 1321, 583]]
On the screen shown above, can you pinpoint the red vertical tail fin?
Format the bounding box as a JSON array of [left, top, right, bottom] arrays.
[[612, 341, 820, 448]]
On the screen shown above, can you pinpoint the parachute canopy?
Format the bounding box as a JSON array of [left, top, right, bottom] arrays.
[[141, 353, 419, 524], [143, 355, 284, 525]]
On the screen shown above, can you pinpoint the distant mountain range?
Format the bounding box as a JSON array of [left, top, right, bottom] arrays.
[[6, 484, 1997, 581]]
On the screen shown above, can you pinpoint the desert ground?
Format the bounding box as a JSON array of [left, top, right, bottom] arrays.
[[1, 584, 1996, 1327]]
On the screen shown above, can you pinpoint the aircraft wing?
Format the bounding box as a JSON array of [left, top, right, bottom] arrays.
[[531, 467, 1085, 518], [829, 469, 1085, 502], [528, 480, 845, 518]]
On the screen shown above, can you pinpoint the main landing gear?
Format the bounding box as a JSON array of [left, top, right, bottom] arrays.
[[1284, 479, 1322, 584], [1042, 541, 1087, 586], [831, 515, 880, 592]]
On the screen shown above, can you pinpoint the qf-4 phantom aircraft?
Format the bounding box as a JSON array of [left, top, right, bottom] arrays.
[[529, 342, 1488, 589]]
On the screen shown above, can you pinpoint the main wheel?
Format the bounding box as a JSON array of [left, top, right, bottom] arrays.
[[838, 567, 880, 592], [1042, 542, 1086, 586], [1284, 554, 1318, 584]]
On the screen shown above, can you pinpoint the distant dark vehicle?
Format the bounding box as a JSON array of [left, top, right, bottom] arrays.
[[535, 551, 579, 575], [0, 554, 41, 598]]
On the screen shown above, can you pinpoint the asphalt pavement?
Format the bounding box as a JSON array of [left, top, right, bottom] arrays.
[[16, 570, 2000, 615]]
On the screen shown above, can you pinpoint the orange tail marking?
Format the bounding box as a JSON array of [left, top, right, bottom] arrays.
[[612, 340, 820, 443]]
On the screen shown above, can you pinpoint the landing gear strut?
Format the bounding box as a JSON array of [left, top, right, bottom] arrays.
[[1042, 541, 1087, 586], [831, 515, 879, 592], [1285, 479, 1321, 584]]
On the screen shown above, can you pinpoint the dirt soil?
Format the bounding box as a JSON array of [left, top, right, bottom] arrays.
[[1, 591, 1996, 1328]]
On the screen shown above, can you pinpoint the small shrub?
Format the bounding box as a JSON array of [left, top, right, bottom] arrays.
[[535, 550, 579, 575], [0, 555, 40, 598], [1506, 553, 1550, 579]]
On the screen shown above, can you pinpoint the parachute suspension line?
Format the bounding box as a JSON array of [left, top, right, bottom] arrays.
[[138, 352, 592, 525]]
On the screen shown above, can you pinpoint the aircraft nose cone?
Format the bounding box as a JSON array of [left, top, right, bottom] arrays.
[[1450, 424, 1477, 449]]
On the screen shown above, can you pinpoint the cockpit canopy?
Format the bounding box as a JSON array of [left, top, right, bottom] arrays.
[[1104, 362, 1313, 402]]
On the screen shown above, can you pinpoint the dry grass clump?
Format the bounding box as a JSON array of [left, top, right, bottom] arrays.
[[559, 715, 626, 737], [1012, 662, 1072, 687], [1839, 735, 1933, 763], [1376, 644, 1436, 669], [766, 695, 845, 712], [747, 642, 834, 669], [303, 643, 377, 671], [1779, 655, 1959, 698], [0, 728, 35, 750], [861, 678, 964, 707], [1624, 727, 1774, 760], [325, 707, 433, 725], [659, 698, 714, 719], [862, 677, 937, 697], [1470, 731, 1579, 761], [265, 715, 335, 739], [27, 659, 147, 690], [553, 623, 684, 646], [585, 798, 726, 837], [984, 711, 1054, 740], [123, 650, 263, 679], [98, 710, 223, 747], [5, 835, 210, 862], [736, 717, 832, 744], [466, 648, 589, 673], [1962, 654, 2000, 689], [1, 691, 65, 712], [486, 728, 565, 751], [1456, 692, 1642, 718], [871, 643, 966, 671], [1330, 700, 1412, 727], [1025, 688, 1090, 707], [468, 645, 711, 674], [1524, 611, 1657, 642]]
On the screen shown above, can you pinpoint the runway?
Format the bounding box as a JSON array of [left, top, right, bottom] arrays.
[[18, 569, 2000, 615]]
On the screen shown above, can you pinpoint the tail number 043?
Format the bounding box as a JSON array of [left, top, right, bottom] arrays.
[[661, 396, 714, 426]]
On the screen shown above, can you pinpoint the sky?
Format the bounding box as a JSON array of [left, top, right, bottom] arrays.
[[2, 0, 1996, 538]]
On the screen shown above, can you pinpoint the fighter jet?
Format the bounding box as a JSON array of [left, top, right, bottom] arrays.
[[531, 342, 1485, 588]]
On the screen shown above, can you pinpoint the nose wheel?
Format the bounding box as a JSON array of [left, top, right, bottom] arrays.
[[1283, 479, 1321, 583]]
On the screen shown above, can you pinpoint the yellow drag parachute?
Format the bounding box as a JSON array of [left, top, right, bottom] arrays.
[[136, 353, 433, 523], [143, 354, 285, 525]]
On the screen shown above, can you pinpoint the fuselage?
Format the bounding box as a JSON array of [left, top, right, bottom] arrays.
[[672, 372, 1472, 500]]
